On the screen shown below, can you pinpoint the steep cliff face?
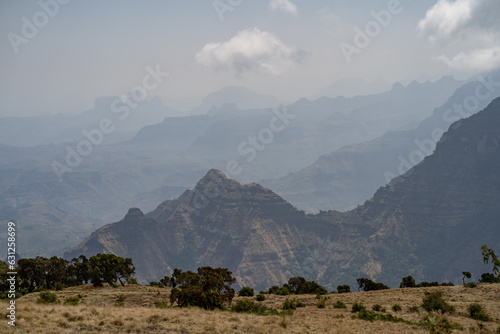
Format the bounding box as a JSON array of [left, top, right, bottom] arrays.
[[66, 169, 345, 289], [349, 97, 500, 284], [66, 98, 500, 289]]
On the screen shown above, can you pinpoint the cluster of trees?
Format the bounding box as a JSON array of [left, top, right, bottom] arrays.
[[265, 276, 328, 295], [357, 278, 389, 292], [0, 254, 135, 296], [156, 267, 236, 310], [399, 275, 453, 288]]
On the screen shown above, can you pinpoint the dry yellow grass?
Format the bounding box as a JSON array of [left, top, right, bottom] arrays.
[[1, 283, 499, 333]]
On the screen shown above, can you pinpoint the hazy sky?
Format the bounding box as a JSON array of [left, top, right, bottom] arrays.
[[1, 0, 499, 117]]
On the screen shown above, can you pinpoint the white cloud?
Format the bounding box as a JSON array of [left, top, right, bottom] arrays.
[[417, 0, 474, 43], [269, 0, 298, 16], [417, 0, 500, 72], [195, 28, 304, 76], [436, 47, 500, 72]]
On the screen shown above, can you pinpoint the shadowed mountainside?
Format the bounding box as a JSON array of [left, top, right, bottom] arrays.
[[66, 97, 500, 290]]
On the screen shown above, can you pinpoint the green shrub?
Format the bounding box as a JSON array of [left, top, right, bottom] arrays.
[[37, 291, 60, 304], [256, 294, 265, 302], [372, 304, 385, 312], [479, 273, 498, 283], [333, 300, 347, 309], [496, 325, 500, 334], [464, 282, 478, 288], [352, 303, 366, 313], [149, 282, 164, 288], [114, 294, 126, 307], [423, 313, 458, 334], [63, 296, 80, 305], [282, 299, 297, 311], [296, 301, 305, 308], [467, 303, 491, 321], [358, 308, 376, 321], [421, 291, 454, 314], [337, 285, 351, 293], [238, 287, 254, 297], [154, 300, 169, 308], [317, 301, 326, 309], [231, 299, 278, 315], [392, 304, 402, 312]]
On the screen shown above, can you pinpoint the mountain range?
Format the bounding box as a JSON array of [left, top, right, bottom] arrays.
[[66, 97, 500, 290], [263, 71, 500, 212], [0, 76, 464, 258]]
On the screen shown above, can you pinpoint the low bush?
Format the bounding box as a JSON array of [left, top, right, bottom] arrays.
[[231, 299, 278, 315], [282, 299, 297, 311], [421, 291, 454, 314], [423, 313, 460, 334], [392, 304, 402, 312], [63, 296, 81, 305], [358, 308, 377, 321], [333, 300, 347, 309], [467, 303, 491, 321], [255, 294, 265, 302], [464, 282, 478, 288], [352, 303, 366, 313], [372, 304, 385, 312], [37, 291, 60, 304], [238, 287, 254, 297], [317, 301, 326, 309], [154, 300, 169, 308]]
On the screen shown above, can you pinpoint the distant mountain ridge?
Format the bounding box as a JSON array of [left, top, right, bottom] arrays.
[[263, 71, 500, 212], [66, 97, 500, 290]]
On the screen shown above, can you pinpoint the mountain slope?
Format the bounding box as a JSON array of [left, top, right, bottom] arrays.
[[263, 71, 500, 212], [66, 97, 500, 290]]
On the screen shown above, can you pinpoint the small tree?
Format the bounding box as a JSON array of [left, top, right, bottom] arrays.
[[169, 267, 236, 310], [462, 271, 472, 285], [337, 285, 351, 293], [481, 245, 500, 279], [88, 254, 135, 287], [399, 275, 416, 288]]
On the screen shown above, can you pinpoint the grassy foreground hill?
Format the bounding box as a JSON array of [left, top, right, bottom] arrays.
[[3, 283, 499, 333]]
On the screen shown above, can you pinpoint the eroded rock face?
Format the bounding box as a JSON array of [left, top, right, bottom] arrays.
[[66, 98, 500, 290]]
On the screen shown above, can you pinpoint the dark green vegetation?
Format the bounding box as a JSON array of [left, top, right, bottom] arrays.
[[337, 284, 351, 293], [421, 291, 455, 314], [0, 254, 135, 299], [467, 303, 491, 322], [166, 267, 236, 310], [37, 291, 60, 304], [357, 278, 389, 292], [238, 287, 254, 297], [333, 300, 347, 309], [231, 299, 279, 315], [267, 276, 328, 295]]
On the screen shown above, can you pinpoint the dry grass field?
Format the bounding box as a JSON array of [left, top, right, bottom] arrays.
[[1, 283, 499, 333]]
